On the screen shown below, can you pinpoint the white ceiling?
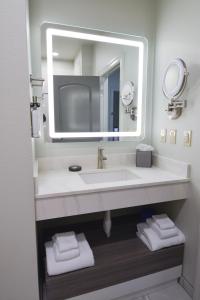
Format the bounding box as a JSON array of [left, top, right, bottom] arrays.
[[41, 36, 95, 61]]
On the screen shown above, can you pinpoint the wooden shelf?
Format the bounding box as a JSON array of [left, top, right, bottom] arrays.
[[38, 215, 184, 300]]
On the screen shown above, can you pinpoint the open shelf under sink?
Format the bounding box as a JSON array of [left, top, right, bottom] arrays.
[[37, 215, 184, 300]]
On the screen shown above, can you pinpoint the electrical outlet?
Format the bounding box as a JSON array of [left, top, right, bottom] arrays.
[[160, 129, 167, 143], [169, 129, 177, 144], [184, 130, 192, 147]]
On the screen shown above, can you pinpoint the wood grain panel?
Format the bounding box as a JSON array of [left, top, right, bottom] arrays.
[[37, 214, 184, 300]]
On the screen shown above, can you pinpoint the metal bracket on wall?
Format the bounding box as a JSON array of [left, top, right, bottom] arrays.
[[166, 99, 187, 120], [30, 96, 40, 110], [125, 106, 137, 121], [30, 74, 45, 87]]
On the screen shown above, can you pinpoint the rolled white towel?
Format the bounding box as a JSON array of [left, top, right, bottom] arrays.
[[152, 214, 175, 230], [46, 233, 95, 276], [137, 223, 185, 251], [52, 231, 78, 253], [146, 218, 178, 239], [53, 242, 80, 262]]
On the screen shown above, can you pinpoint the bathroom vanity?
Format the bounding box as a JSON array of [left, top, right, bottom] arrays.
[[35, 153, 189, 300], [35, 154, 189, 221]]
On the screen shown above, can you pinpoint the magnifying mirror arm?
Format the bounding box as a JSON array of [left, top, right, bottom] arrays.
[[167, 98, 187, 109], [166, 99, 187, 120]]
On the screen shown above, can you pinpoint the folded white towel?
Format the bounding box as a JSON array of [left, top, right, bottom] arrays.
[[137, 223, 185, 251], [52, 231, 78, 253], [152, 214, 175, 230], [53, 242, 80, 262], [146, 218, 178, 239], [46, 233, 95, 276]]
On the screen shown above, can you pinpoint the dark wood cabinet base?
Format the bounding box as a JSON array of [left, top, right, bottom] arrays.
[[38, 214, 184, 300]]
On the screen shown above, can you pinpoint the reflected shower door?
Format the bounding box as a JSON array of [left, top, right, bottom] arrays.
[[59, 84, 91, 132], [53, 76, 100, 133]]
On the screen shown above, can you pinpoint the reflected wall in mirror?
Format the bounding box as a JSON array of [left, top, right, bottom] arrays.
[[41, 25, 147, 141]]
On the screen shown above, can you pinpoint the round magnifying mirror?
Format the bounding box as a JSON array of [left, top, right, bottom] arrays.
[[162, 58, 187, 100], [121, 81, 135, 107]]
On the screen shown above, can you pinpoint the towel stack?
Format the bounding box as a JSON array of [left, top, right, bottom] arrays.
[[137, 214, 185, 251], [45, 231, 95, 276]]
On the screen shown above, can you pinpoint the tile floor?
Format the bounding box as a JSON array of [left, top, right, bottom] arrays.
[[146, 283, 191, 300], [117, 283, 191, 300]]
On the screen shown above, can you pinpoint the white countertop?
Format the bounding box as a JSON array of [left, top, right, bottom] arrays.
[[36, 165, 189, 199]]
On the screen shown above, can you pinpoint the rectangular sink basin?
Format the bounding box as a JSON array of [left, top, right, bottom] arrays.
[[79, 169, 139, 184]]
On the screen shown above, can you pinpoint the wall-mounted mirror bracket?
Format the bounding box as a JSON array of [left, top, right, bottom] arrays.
[[130, 107, 137, 120], [166, 99, 187, 120]]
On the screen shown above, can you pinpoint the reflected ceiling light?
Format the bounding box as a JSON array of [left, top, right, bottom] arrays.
[[52, 52, 59, 57], [46, 28, 146, 139]]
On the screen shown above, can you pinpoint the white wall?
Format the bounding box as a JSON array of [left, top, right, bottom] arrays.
[[0, 0, 39, 299], [29, 0, 156, 158], [152, 0, 200, 289], [81, 44, 94, 75], [53, 60, 74, 75], [42, 59, 74, 92], [74, 50, 83, 75], [74, 46, 94, 75]]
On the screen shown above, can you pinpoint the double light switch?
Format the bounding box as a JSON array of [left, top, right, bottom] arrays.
[[160, 128, 176, 144]]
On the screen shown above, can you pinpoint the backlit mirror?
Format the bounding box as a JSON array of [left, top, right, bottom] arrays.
[[41, 25, 147, 141]]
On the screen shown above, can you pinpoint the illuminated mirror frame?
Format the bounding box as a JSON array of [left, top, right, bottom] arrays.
[[46, 27, 147, 139]]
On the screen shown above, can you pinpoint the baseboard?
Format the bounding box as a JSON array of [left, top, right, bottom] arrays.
[[179, 276, 194, 298]]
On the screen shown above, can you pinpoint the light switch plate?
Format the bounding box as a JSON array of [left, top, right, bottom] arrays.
[[169, 129, 177, 144], [160, 129, 167, 143], [184, 130, 192, 147]]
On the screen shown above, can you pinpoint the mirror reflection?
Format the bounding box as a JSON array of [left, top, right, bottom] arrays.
[[164, 64, 180, 94], [41, 27, 146, 141]]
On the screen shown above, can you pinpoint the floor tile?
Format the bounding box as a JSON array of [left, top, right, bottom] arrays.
[[147, 283, 191, 300]]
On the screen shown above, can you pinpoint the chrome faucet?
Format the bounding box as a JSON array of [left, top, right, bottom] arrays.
[[97, 147, 107, 169]]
